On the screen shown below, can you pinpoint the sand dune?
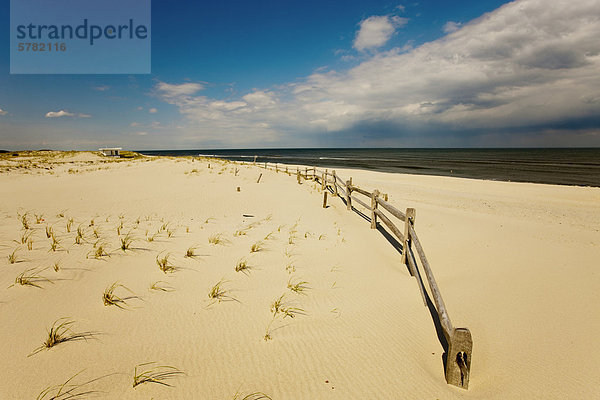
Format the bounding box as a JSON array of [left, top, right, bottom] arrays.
[[0, 152, 598, 399]]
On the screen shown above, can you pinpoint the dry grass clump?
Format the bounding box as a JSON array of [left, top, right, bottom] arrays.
[[120, 233, 134, 251], [18, 229, 33, 244], [208, 279, 237, 303], [45, 225, 53, 238], [250, 241, 264, 253], [49, 234, 60, 252], [270, 293, 305, 319], [89, 243, 109, 259], [35, 371, 109, 400], [234, 258, 253, 275], [19, 212, 30, 230], [75, 225, 85, 244], [12, 268, 53, 288], [184, 246, 200, 258], [8, 247, 19, 264], [52, 261, 61, 272], [150, 281, 174, 292], [30, 318, 97, 356], [208, 233, 229, 245], [66, 218, 74, 233], [133, 362, 184, 388], [156, 253, 177, 273], [287, 278, 310, 294], [102, 282, 136, 309]]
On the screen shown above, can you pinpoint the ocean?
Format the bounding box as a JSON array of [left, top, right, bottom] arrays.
[[137, 148, 600, 187]]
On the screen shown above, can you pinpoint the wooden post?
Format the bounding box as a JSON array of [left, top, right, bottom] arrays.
[[253, 156, 257, 165], [322, 170, 327, 191], [275, 164, 278, 173], [402, 208, 416, 268], [332, 170, 338, 197], [345, 180, 352, 210], [257, 173, 262, 183], [313, 167, 317, 181], [445, 328, 473, 389], [286, 166, 289, 175], [264, 162, 267, 169], [305, 167, 308, 179], [370, 190, 380, 229], [322, 190, 328, 208], [297, 170, 301, 184]]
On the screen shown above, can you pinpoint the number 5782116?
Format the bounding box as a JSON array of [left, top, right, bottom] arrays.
[[17, 43, 66, 52]]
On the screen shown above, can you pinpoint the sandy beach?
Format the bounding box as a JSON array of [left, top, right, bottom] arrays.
[[1, 151, 599, 399]]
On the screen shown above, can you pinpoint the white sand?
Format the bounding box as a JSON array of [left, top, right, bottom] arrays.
[[0, 152, 598, 399]]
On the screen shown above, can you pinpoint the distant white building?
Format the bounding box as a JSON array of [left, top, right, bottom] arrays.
[[99, 147, 122, 157]]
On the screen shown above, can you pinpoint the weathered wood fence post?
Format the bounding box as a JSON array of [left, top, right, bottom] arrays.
[[345, 179, 352, 210], [332, 170, 338, 197], [371, 190, 380, 229], [402, 208, 416, 269]]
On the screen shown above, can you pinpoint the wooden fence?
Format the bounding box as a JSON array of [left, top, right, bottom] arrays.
[[239, 160, 473, 389]]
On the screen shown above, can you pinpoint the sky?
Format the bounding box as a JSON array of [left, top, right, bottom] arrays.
[[1, 0, 600, 150]]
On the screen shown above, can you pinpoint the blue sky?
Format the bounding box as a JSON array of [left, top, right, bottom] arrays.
[[1, 0, 599, 150]]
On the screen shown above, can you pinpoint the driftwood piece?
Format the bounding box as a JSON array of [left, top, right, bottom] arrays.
[[257, 173, 263, 183]]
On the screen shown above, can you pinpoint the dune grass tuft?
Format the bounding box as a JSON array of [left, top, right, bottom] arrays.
[[287, 278, 310, 294], [66, 218, 74, 233], [30, 318, 97, 356], [156, 253, 177, 273], [184, 246, 200, 258], [208, 233, 228, 245], [45, 225, 53, 238], [208, 279, 237, 303], [132, 362, 184, 388], [234, 258, 253, 275], [8, 248, 19, 264], [250, 241, 264, 253], [120, 233, 134, 251], [12, 267, 52, 288], [270, 293, 305, 319], [150, 281, 174, 292], [35, 371, 108, 400], [102, 282, 136, 309], [49, 234, 60, 252]]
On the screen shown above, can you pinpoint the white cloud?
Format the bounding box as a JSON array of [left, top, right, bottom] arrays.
[[93, 85, 110, 91], [149, 108, 158, 114], [0, 108, 7, 116], [45, 110, 74, 118], [155, 0, 600, 147], [156, 82, 204, 98], [443, 21, 462, 33], [45, 110, 90, 118], [353, 15, 408, 51], [135, 131, 148, 136]]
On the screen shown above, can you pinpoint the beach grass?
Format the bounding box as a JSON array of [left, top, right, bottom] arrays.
[[30, 318, 97, 356], [102, 282, 136, 309], [132, 362, 184, 388]]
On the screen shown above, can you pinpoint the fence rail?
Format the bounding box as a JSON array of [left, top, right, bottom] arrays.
[[229, 159, 473, 389]]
